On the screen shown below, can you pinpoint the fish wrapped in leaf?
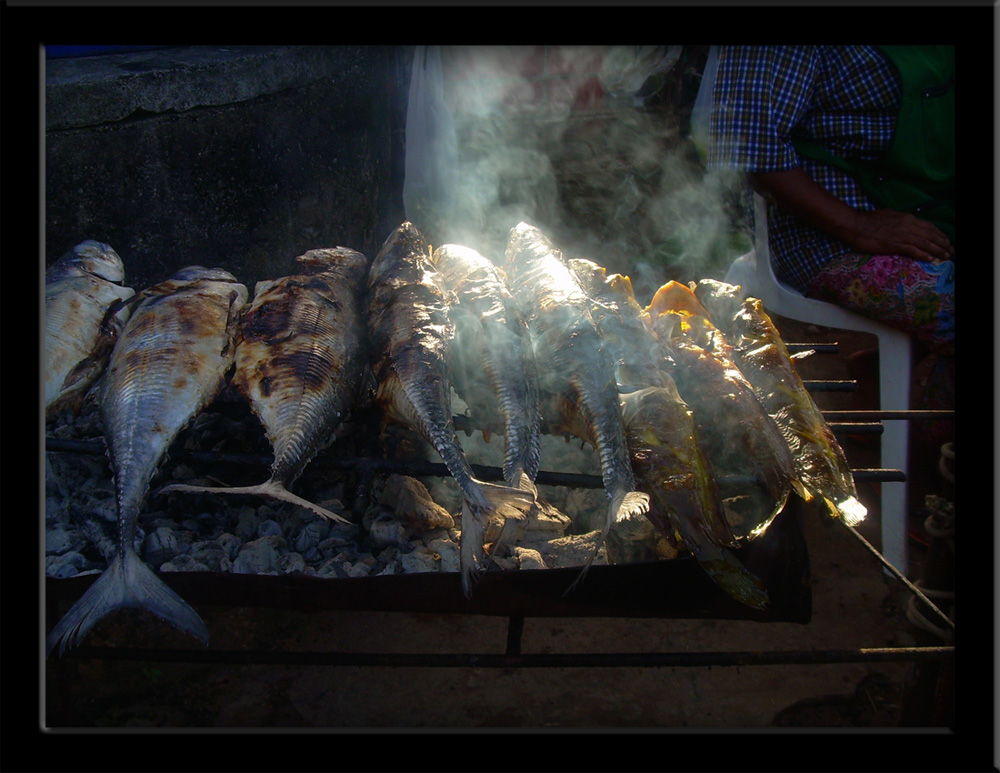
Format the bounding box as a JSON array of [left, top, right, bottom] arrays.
[[45, 240, 135, 416], [367, 222, 535, 596], [695, 279, 867, 525], [504, 223, 649, 582], [570, 260, 767, 607], [433, 243, 541, 495], [645, 281, 799, 540], [160, 248, 370, 522], [46, 266, 248, 657]]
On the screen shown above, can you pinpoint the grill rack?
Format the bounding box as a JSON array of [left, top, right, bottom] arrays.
[[44, 342, 955, 676]]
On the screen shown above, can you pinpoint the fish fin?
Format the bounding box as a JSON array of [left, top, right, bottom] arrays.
[[46, 549, 209, 658], [158, 480, 349, 524], [460, 481, 535, 598], [564, 490, 651, 597]]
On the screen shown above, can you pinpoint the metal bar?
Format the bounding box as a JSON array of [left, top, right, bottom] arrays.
[[803, 379, 856, 392], [506, 616, 524, 656], [821, 410, 954, 421], [55, 644, 954, 668], [42, 439, 906, 485], [785, 343, 840, 354], [837, 521, 955, 634]]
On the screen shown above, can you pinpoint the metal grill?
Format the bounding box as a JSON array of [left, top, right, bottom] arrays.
[[44, 341, 955, 673]]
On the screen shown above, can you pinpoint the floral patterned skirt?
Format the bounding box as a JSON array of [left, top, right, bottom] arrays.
[[807, 252, 955, 422], [805, 253, 954, 348]]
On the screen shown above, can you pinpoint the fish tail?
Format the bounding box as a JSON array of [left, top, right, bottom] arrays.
[[459, 480, 535, 598], [158, 480, 349, 524], [563, 488, 651, 597], [45, 549, 209, 658]]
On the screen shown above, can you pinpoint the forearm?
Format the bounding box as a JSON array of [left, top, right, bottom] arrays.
[[749, 169, 954, 262], [749, 169, 860, 244]]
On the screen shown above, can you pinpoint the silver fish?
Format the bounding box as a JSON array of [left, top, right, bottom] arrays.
[[46, 266, 248, 657], [503, 222, 650, 579], [367, 222, 535, 596], [695, 279, 867, 525], [159, 248, 369, 523], [432, 243, 541, 496], [45, 240, 135, 415]]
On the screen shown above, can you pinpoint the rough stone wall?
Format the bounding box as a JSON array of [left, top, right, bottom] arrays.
[[45, 45, 409, 292]]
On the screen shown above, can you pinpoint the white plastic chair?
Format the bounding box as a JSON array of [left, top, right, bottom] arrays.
[[725, 193, 912, 576]]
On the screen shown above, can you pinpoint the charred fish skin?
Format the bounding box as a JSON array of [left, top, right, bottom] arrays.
[[45, 240, 135, 416], [695, 280, 866, 525], [45, 266, 248, 657], [433, 243, 542, 494], [159, 248, 369, 523], [645, 281, 799, 541], [504, 223, 650, 570], [367, 222, 534, 596]]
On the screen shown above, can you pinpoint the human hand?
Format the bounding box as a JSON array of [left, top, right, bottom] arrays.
[[847, 209, 954, 264]]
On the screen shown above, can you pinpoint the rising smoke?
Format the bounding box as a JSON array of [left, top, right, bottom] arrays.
[[402, 45, 749, 304]]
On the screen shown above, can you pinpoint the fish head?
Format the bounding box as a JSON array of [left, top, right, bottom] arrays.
[[694, 279, 745, 324], [47, 240, 126, 284], [369, 222, 432, 289]]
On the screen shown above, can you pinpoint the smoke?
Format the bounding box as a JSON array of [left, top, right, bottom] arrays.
[[402, 45, 749, 304]]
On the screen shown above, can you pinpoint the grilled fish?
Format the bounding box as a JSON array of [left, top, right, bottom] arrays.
[[45, 240, 135, 416], [46, 266, 248, 657], [504, 223, 649, 579], [621, 386, 769, 609], [368, 222, 534, 596], [695, 279, 867, 525], [159, 248, 369, 522], [645, 281, 799, 540], [433, 243, 541, 495], [569, 260, 766, 607]]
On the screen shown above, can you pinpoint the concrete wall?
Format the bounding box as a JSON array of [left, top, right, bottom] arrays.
[[45, 45, 410, 292]]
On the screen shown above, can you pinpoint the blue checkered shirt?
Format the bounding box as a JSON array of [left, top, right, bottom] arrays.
[[708, 46, 901, 292]]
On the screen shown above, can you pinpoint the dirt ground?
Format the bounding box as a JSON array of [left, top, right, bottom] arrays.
[[38, 317, 957, 742]]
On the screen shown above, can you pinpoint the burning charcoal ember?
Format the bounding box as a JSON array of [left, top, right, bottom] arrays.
[[485, 496, 572, 545], [186, 541, 227, 572], [512, 546, 547, 570], [161, 554, 212, 573], [216, 533, 242, 562], [532, 531, 610, 570], [233, 535, 287, 575], [294, 518, 332, 554], [366, 512, 410, 549], [278, 552, 309, 575], [46, 551, 97, 579], [376, 474, 456, 531], [46, 526, 87, 557], [257, 519, 284, 538], [399, 547, 443, 574], [142, 526, 181, 570], [427, 538, 461, 573]]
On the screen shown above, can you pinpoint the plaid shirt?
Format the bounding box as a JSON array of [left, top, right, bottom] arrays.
[[708, 46, 901, 292]]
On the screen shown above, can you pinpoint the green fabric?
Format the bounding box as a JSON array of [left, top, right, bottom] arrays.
[[792, 46, 955, 244]]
